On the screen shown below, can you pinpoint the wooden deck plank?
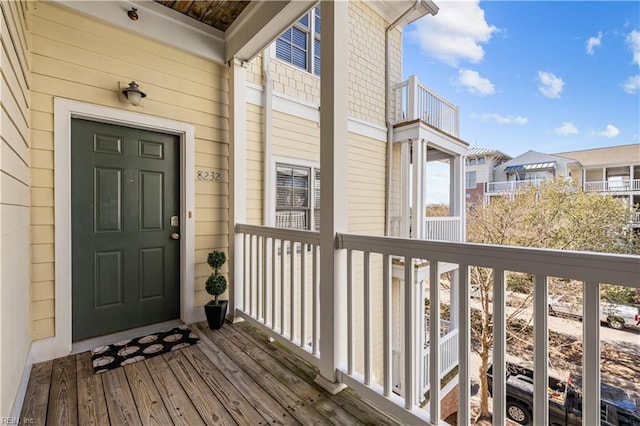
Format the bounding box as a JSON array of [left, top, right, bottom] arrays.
[[123, 360, 173, 425], [179, 345, 270, 425], [76, 352, 108, 426], [218, 324, 365, 426], [46, 355, 78, 426], [145, 354, 206, 426], [233, 322, 401, 426], [196, 323, 332, 425], [163, 349, 238, 425], [192, 327, 300, 425], [101, 367, 143, 425], [20, 360, 53, 425], [20, 322, 401, 426]]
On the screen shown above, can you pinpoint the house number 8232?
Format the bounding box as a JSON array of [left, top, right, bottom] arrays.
[[197, 170, 221, 182]]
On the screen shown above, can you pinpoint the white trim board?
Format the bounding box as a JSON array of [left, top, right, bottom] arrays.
[[246, 82, 388, 142], [36, 98, 197, 362]]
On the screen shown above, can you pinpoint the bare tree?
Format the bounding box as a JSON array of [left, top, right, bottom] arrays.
[[466, 178, 637, 421]]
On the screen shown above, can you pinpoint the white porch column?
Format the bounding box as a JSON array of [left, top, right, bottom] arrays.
[[316, 0, 348, 394], [401, 142, 411, 237], [229, 58, 247, 319], [411, 139, 424, 239], [451, 155, 465, 241]]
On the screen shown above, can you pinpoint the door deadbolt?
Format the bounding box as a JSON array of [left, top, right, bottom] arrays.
[[170, 215, 179, 227]]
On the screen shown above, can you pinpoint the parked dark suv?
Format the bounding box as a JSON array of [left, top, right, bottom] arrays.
[[487, 362, 640, 425]]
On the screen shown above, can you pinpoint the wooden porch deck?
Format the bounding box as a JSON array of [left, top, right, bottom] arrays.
[[20, 321, 402, 425]]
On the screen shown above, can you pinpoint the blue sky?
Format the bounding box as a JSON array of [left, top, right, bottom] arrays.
[[403, 0, 640, 159]]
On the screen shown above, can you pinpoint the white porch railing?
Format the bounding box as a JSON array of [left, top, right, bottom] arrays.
[[583, 179, 640, 192], [632, 211, 640, 225], [235, 224, 640, 425], [235, 224, 321, 366], [392, 75, 459, 137], [392, 324, 459, 398], [485, 178, 547, 194], [389, 216, 462, 243], [423, 217, 461, 242]]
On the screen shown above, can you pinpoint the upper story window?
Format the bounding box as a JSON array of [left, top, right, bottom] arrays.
[[275, 163, 320, 231], [477, 157, 486, 165], [465, 171, 477, 189], [275, 7, 321, 76]]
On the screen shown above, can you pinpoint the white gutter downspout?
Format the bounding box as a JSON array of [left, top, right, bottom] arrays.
[[384, 0, 438, 236], [263, 47, 273, 226]]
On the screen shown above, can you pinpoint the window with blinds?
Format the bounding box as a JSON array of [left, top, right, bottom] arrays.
[[275, 163, 320, 230], [275, 7, 321, 75]]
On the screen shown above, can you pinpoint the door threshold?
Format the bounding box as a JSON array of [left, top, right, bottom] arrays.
[[71, 319, 184, 354]]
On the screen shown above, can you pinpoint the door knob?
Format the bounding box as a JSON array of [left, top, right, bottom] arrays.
[[170, 232, 180, 240]]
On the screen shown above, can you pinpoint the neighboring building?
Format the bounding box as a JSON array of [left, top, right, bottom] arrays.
[[477, 145, 640, 227], [555, 144, 640, 228], [465, 147, 511, 204], [485, 150, 576, 200]]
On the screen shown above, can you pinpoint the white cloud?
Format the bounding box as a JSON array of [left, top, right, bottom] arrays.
[[627, 29, 640, 66], [471, 112, 528, 125], [407, 1, 498, 66], [455, 69, 495, 96], [537, 71, 565, 98], [554, 122, 579, 135], [623, 75, 640, 94], [598, 124, 620, 138], [586, 31, 602, 55]]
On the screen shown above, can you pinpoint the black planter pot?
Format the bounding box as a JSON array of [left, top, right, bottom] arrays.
[[204, 300, 228, 330]]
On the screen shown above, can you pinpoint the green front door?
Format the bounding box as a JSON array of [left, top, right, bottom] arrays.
[[71, 119, 180, 341]]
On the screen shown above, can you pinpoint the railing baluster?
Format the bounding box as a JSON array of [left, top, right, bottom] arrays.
[[458, 264, 471, 425], [493, 268, 506, 426], [429, 260, 440, 420], [242, 234, 251, 312], [383, 254, 392, 397], [249, 234, 254, 316], [347, 248, 354, 375], [583, 281, 601, 424], [364, 251, 371, 385], [290, 240, 296, 342], [257, 235, 263, 321], [300, 243, 306, 348], [313, 244, 319, 356], [271, 237, 276, 329], [281, 240, 286, 335], [533, 274, 549, 426], [404, 257, 415, 410]]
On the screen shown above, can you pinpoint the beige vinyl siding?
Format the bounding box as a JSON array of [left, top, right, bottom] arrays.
[[0, 1, 31, 416], [272, 110, 320, 161], [348, 133, 386, 235], [30, 2, 230, 334]]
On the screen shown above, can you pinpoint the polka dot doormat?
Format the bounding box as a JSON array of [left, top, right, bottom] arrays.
[[91, 325, 200, 374]]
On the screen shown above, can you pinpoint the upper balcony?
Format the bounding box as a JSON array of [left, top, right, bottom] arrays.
[[485, 178, 547, 194], [392, 75, 460, 138], [583, 179, 640, 193]]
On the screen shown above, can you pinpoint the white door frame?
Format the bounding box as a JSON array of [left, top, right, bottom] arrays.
[[40, 98, 196, 360]]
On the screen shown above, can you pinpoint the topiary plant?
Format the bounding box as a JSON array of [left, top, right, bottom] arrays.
[[205, 250, 227, 304]]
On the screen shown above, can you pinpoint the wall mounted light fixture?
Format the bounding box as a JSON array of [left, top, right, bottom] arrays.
[[122, 81, 146, 106]]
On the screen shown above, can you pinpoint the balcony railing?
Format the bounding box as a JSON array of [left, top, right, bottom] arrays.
[[235, 224, 640, 425], [583, 179, 640, 192], [485, 178, 547, 194], [392, 75, 459, 137], [389, 216, 462, 243]]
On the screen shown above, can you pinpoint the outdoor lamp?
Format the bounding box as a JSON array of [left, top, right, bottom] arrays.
[[122, 81, 146, 106]]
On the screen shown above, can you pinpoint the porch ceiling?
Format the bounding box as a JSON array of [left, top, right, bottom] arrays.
[[154, 1, 250, 32]]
